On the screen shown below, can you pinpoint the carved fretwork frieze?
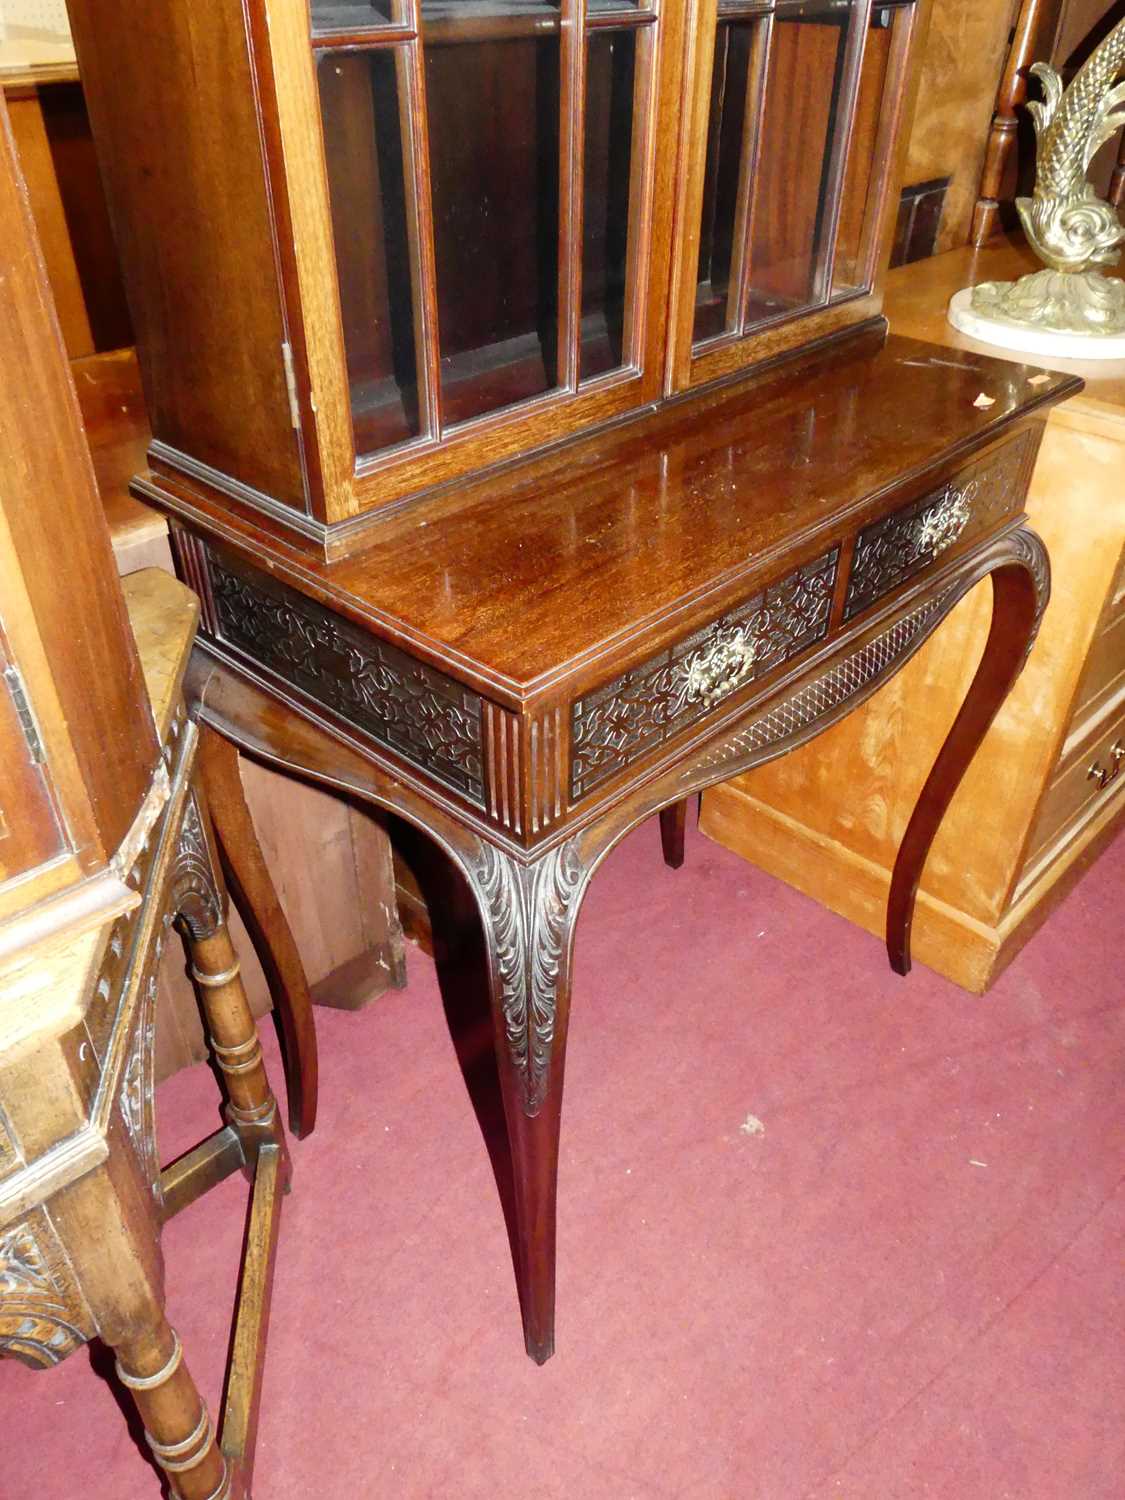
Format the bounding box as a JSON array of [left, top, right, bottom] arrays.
[[571, 549, 839, 801], [470, 839, 586, 1116], [0, 1211, 95, 1369], [844, 433, 1034, 621], [688, 586, 960, 783], [207, 548, 486, 807]]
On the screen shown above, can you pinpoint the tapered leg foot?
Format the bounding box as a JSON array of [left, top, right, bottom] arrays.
[[468, 839, 587, 1363], [505, 1096, 564, 1365], [660, 800, 689, 869]]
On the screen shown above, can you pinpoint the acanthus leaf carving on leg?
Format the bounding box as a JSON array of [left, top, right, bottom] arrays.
[[471, 838, 586, 1117]]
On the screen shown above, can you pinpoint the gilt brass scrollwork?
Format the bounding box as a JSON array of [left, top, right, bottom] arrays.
[[916, 485, 974, 557], [679, 626, 760, 708]]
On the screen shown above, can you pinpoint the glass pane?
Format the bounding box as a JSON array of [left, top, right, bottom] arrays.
[[742, 3, 852, 328], [311, 0, 400, 35], [423, 2, 562, 426], [832, 7, 898, 296], [318, 50, 425, 457], [693, 20, 759, 345], [580, 28, 638, 382]]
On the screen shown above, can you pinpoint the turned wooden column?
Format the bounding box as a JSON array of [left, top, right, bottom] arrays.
[[971, 0, 1064, 246]]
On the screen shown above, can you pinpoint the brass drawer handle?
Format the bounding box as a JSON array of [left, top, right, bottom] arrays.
[[680, 627, 760, 709], [916, 482, 975, 557], [1087, 740, 1124, 790]]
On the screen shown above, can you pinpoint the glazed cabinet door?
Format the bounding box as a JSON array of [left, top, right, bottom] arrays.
[[276, 0, 681, 521], [667, 0, 921, 392]]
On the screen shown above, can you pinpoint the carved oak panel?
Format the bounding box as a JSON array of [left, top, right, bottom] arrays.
[[571, 549, 839, 800], [205, 547, 487, 807], [844, 432, 1035, 621], [0, 1209, 95, 1368]]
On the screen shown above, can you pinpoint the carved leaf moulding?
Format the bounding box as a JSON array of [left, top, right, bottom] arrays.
[[844, 432, 1035, 621], [205, 546, 487, 809], [471, 839, 585, 1116], [0, 1211, 95, 1369], [570, 549, 839, 801]]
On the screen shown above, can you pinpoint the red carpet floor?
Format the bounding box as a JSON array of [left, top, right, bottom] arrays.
[[4, 820, 1123, 1499]]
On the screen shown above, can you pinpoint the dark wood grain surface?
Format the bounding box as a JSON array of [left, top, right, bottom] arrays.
[[152, 331, 1076, 695]]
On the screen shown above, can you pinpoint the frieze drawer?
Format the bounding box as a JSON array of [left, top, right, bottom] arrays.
[[571, 549, 839, 801], [202, 548, 487, 809], [844, 432, 1036, 622]]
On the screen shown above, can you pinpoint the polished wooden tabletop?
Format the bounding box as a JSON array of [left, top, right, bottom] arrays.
[[885, 233, 1125, 413], [167, 330, 1073, 695], [76, 320, 1076, 696]]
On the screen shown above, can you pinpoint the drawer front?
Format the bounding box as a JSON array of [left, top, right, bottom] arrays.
[[844, 431, 1036, 621], [202, 546, 488, 810], [570, 549, 839, 801], [1028, 705, 1125, 867], [1071, 608, 1125, 730]]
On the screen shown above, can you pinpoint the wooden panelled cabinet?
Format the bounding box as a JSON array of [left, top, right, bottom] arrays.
[[68, 0, 926, 551]]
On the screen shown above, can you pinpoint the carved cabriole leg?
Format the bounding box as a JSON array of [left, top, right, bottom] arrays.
[[467, 839, 588, 1364], [197, 724, 318, 1139], [886, 529, 1050, 975]]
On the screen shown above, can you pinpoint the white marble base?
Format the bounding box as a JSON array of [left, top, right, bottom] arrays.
[[947, 288, 1125, 361]]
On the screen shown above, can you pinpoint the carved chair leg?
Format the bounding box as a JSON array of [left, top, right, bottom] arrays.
[[887, 545, 1047, 974], [498, 1054, 569, 1366], [471, 840, 586, 1365], [197, 723, 318, 1139], [114, 1313, 242, 1500], [659, 799, 689, 869]]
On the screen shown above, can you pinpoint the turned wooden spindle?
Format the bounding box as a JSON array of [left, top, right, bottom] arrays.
[[190, 923, 281, 1164], [114, 1315, 240, 1500], [971, 0, 1060, 247]]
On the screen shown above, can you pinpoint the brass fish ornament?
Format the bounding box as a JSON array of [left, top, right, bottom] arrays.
[[1018, 20, 1125, 272], [960, 18, 1125, 345]]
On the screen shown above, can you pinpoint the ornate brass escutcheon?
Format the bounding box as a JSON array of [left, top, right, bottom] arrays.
[[680, 626, 760, 708], [916, 484, 975, 557]]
